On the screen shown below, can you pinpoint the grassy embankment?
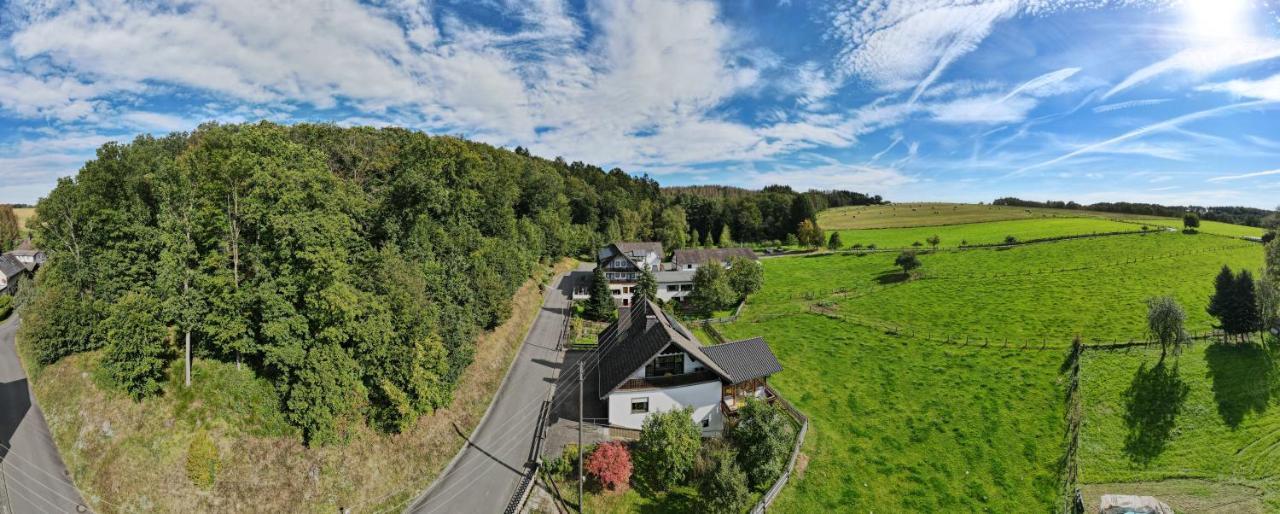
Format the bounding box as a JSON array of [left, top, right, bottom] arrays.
[[708, 220, 1265, 511], [20, 259, 578, 513]]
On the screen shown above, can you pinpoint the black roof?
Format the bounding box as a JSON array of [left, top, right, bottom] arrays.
[[0, 254, 25, 279], [671, 247, 758, 268], [595, 300, 780, 398], [701, 337, 783, 383]]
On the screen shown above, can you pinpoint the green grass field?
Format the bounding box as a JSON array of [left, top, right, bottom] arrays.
[[708, 222, 1271, 511], [1079, 342, 1280, 511], [833, 217, 1143, 249], [716, 316, 1067, 511]]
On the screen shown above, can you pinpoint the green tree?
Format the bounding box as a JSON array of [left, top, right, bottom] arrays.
[[285, 343, 367, 446], [895, 250, 922, 277], [633, 267, 658, 304], [725, 257, 763, 299], [1208, 265, 1238, 334], [584, 266, 617, 321], [1235, 269, 1262, 337], [927, 234, 941, 250], [1146, 296, 1190, 359], [687, 263, 735, 316], [827, 231, 843, 250], [728, 398, 795, 491], [18, 282, 101, 366], [0, 205, 18, 252], [697, 448, 750, 514], [656, 206, 689, 251], [101, 292, 170, 400], [1183, 211, 1201, 230], [634, 407, 700, 491], [718, 225, 733, 248]]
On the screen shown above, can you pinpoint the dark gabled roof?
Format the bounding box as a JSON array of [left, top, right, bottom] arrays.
[[671, 247, 758, 268], [595, 300, 730, 399], [0, 254, 25, 279], [595, 301, 782, 398], [701, 337, 783, 384]]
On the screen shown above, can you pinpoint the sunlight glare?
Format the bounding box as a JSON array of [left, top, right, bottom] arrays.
[[1181, 0, 1256, 42]]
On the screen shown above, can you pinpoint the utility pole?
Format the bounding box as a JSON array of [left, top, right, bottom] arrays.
[[578, 360, 584, 513]]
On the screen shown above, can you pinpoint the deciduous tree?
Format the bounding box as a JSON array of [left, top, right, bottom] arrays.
[[0, 205, 18, 252], [697, 448, 750, 514], [728, 398, 795, 491], [101, 292, 170, 400], [1146, 296, 1189, 359], [827, 231, 843, 251], [634, 407, 700, 491], [895, 250, 922, 277], [688, 262, 735, 316], [725, 256, 763, 299], [585, 441, 632, 492]]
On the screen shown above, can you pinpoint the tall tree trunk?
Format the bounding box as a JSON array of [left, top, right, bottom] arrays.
[[184, 276, 192, 387], [185, 329, 192, 387]]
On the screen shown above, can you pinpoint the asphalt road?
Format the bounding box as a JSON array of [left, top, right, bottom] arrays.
[[407, 269, 577, 514], [0, 314, 87, 514]]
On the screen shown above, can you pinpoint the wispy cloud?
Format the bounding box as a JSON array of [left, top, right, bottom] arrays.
[[1102, 38, 1280, 100], [1016, 100, 1280, 174], [1091, 98, 1171, 113], [1206, 168, 1280, 182], [1198, 73, 1280, 101]]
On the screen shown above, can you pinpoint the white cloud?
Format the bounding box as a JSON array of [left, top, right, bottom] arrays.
[[999, 67, 1081, 102], [1206, 168, 1280, 182], [1102, 38, 1280, 100], [1198, 72, 1280, 101], [929, 94, 1038, 124], [1091, 98, 1171, 113]]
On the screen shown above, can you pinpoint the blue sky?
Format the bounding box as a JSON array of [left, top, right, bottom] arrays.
[[1, 0, 1279, 207]]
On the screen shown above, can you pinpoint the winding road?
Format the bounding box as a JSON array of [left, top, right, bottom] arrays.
[[407, 267, 582, 513], [0, 314, 87, 514]]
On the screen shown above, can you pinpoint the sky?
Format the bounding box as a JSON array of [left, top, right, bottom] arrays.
[[1, 0, 1279, 208]]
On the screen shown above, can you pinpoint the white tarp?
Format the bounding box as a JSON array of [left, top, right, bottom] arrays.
[[1099, 494, 1173, 514]]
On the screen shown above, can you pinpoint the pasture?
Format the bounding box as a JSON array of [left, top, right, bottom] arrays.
[[1078, 342, 1280, 511], [832, 217, 1142, 249], [14, 207, 35, 234], [711, 221, 1269, 511]]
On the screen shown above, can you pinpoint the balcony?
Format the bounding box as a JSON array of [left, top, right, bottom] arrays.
[[617, 370, 718, 391]]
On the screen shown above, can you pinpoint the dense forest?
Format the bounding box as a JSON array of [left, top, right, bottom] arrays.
[[993, 197, 1279, 228], [18, 121, 876, 444]]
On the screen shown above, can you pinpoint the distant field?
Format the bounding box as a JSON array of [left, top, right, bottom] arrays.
[[834, 217, 1141, 249], [819, 203, 1143, 229], [717, 316, 1066, 512], [14, 207, 34, 234], [819, 203, 1266, 239], [1079, 343, 1280, 511]]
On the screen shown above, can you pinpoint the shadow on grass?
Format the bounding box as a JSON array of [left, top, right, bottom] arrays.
[[1123, 361, 1189, 465], [874, 271, 910, 285], [1205, 343, 1275, 429], [634, 487, 701, 514]]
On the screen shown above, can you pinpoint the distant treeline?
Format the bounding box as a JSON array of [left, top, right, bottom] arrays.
[[664, 185, 884, 245], [992, 197, 1278, 228], [21, 122, 882, 445]]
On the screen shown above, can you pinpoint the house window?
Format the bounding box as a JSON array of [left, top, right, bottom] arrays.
[[702, 418, 710, 428], [666, 285, 679, 292], [645, 354, 684, 377], [686, 264, 693, 270], [611, 288, 622, 295], [622, 298, 630, 307], [631, 398, 649, 414], [680, 284, 693, 291]]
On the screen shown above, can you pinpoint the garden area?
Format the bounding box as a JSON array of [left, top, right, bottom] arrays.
[[540, 400, 798, 513]]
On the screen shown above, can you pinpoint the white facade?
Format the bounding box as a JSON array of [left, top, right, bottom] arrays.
[[606, 380, 724, 435]]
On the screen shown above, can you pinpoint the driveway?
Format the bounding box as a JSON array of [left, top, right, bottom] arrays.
[[0, 314, 88, 514], [407, 267, 581, 513]]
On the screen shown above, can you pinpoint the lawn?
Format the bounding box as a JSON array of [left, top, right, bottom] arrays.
[[1078, 341, 1280, 511], [833, 217, 1142, 249], [715, 315, 1068, 512], [747, 232, 1262, 345]]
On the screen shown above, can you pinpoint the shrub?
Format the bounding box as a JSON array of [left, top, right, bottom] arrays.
[[895, 250, 922, 276], [186, 429, 220, 489], [728, 398, 795, 490], [100, 292, 170, 400], [1004, 235, 1018, 244], [634, 407, 700, 491], [698, 447, 751, 514], [585, 441, 632, 492], [0, 295, 11, 320], [18, 282, 101, 366]]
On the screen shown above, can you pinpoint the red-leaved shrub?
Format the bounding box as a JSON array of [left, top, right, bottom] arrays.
[[584, 441, 632, 492]]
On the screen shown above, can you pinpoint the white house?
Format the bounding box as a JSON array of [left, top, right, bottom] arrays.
[[593, 242, 664, 307], [595, 300, 782, 435], [0, 254, 25, 295], [581, 243, 759, 306], [7, 240, 46, 272]]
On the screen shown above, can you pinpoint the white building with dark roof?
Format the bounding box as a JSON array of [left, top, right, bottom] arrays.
[[595, 300, 782, 434]]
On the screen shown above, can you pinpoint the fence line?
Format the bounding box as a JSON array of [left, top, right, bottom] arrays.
[[1061, 339, 1084, 514], [749, 387, 809, 514]]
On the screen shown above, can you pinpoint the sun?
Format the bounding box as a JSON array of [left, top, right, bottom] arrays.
[[1181, 0, 1258, 42]]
